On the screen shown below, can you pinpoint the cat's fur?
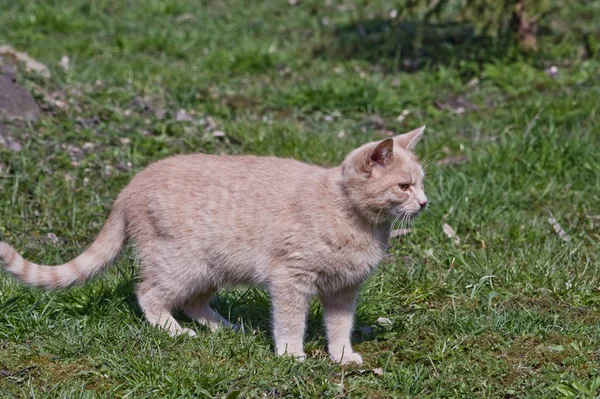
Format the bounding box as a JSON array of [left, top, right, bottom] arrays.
[[0, 126, 427, 365]]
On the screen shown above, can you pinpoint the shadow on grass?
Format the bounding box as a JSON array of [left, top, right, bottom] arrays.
[[210, 287, 380, 344], [38, 279, 382, 345], [320, 18, 514, 74]]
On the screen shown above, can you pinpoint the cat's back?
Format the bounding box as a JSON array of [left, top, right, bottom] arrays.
[[137, 153, 319, 187], [119, 153, 328, 225], [118, 153, 333, 268]]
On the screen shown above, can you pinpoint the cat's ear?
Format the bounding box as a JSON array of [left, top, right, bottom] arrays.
[[367, 138, 394, 170], [394, 125, 425, 151]]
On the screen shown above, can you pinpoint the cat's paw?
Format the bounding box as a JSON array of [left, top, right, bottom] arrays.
[[277, 350, 306, 362], [177, 328, 197, 337], [332, 352, 363, 365], [287, 352, 307, 362]]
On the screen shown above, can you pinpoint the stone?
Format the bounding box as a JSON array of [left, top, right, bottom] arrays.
[[0, 74, 40, 123]]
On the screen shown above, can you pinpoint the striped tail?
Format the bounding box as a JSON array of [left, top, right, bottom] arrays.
[[0, 206, 126, 290]]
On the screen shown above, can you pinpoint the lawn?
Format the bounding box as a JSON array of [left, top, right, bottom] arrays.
[[0, 0, 599, 397]]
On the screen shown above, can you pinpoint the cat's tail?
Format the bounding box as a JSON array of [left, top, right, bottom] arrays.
[[0, 205, 127, 290]]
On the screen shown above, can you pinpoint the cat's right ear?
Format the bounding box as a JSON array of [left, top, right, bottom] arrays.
[[364, 138, 394, 173], [394, 125, 425, 151]]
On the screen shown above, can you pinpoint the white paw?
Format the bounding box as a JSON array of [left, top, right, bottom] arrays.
[[184, 328, 197, 337], [172, 328, 197, 337], [285, 352, 307, 362], [332, 351, 363, 365], [277, 349, 306, 361]]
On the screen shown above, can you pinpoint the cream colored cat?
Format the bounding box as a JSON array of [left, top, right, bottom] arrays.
[[0, 126, 427, 365]]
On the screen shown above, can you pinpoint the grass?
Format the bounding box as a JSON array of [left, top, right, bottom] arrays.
[[0, 0, 599, 397]]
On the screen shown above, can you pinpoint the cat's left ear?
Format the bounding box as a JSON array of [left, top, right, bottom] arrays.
[[394, 125, 425, 151]]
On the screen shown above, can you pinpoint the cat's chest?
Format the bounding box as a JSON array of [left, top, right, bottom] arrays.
[[315, 229, 389, 287]]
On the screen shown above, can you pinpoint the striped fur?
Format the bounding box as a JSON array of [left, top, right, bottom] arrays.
[[0, 206, 126, 290]]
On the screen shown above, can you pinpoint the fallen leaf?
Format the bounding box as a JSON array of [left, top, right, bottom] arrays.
[[360, 115, 385, 130], [434, 95, 477, 115], [62, 144, 85, 162], [436, 155, 468, 166], [212, 130, 226, 138], [82, 142, 96, 151], [76, 117, 100, 129], [47, 233, 59, 244], [205, 116, 218, 131], [176, 13, 196, 22], [548, 216, 571, 242], [544, 65, 559, 79], [390, 228, 411, 238], [176, 109, 192, 122], [377, 317, 393, 327], [547, 344, 564, 352], [354, 368, 384, 376], [115, 161, 132, 172], [59, 55, 70, 72], [442, 223, 460, 244]]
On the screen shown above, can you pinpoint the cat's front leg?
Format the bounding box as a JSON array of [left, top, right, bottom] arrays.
[[270, 283, 310, 360], [320, 284, 363, 365]]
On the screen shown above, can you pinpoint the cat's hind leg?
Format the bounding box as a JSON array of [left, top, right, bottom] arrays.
[[184, 290, 235, 332], [136, 282, 196, 337]]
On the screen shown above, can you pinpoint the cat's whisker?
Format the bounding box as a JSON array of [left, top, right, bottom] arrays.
[[424, 206, 441, 224], [389, 215, 401, 236], [419, 150, 444, 172], [419, 150, 442, 168]]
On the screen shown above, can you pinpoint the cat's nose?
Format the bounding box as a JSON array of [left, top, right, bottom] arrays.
[[419, 200, 427, 209]]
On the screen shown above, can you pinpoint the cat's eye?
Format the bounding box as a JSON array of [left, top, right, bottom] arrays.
[[398, 183, 410, 191]]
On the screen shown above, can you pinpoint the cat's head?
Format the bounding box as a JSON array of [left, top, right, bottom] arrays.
[[341, 126, 427, 224]]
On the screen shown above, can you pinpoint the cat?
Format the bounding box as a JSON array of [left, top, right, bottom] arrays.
[[0, 126, 427, 365]]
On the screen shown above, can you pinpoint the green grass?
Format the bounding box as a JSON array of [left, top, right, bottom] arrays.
[[1, 0, 599, 397]]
